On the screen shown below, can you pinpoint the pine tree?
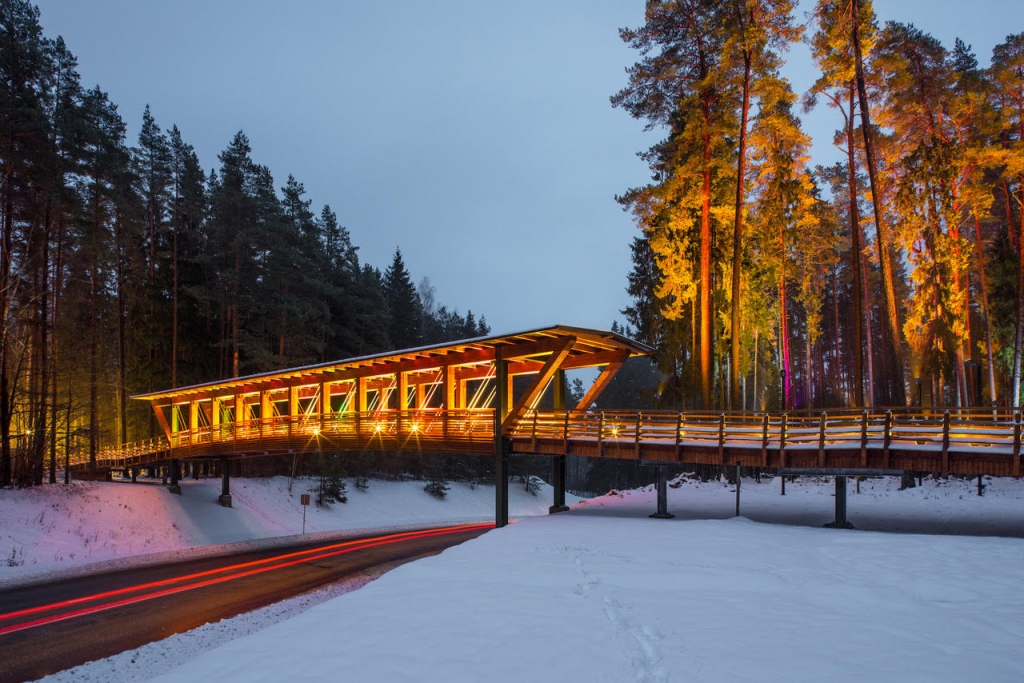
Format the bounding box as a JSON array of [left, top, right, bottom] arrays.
[[382, 247, 422, 350], [613, 0, 735, 408]]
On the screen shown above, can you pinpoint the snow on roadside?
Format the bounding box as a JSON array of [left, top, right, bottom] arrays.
[[0, 475, 573, 585], [35, 474, 1024, 683]]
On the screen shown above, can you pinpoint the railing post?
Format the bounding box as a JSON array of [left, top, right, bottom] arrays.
[[675, 412, 683, 462], [818, 411, 827, 468], [779, 413, 787, 469], [598, 412, 605, 457], [1013, 411, 1021, 478], [634, 412, 642, 460], [860, 410, 868, 468], [531, 411, 538, 453], [562, 410, 570, 455], [718, 413, 726, 463], [941, 410, 950, 474], [761, 413, 769, 467], [883, 410, 892, 469]]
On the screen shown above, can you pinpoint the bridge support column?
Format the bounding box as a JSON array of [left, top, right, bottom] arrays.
[[168, 459, 181, 495], [219, 459, 232, 507], [649, 467, 674, 519], [495, 350, 509, 528], [549, 369, 569, 514], [824, 476, 853, 529], [549, 456, 569, 514]]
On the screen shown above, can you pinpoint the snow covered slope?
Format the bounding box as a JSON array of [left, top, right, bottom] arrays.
[[0, 475, 572, 584]]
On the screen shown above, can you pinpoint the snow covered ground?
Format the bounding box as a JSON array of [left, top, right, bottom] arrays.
[[0, 474, 567, 585], [12, 473, 1024, 682]]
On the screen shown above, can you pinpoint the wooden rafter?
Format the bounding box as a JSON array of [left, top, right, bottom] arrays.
[[575, 351, 630, 411], [502, 337, 576, 431]]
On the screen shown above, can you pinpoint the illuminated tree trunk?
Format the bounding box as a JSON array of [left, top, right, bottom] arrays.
[[852, 0, 905, 405], [700, 129, 713, 408], [974, 216, 996, 404], [730, 44, 752, 411], [846, 87, 865, 407]]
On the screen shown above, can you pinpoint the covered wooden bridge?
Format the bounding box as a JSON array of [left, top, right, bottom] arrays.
[[78, 324, 1024, 528]]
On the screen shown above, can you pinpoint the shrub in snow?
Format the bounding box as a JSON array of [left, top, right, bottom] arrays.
[[525, 475, 542, 496], [424, 480, 449, 499]]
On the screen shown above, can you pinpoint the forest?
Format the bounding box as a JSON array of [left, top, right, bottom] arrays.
[[615, 0, 1024, 415], [0, 1, 489, 486]]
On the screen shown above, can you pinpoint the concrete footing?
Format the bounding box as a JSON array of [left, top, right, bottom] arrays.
[[218, 494, 233, 508], [823, 475, 854, 529]]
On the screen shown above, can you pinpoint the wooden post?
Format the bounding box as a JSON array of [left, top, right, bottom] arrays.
[[675, 412, 683, 462], [288, 386, 299, 437], [634, 412, 642, 460], [941, 410, 950, 473], [1013, 412, 1021, 478], [818, 411, 827, 468], [779, 413, 788, 469], [860, 410, 868, 468], [883, 410, 892, 469], [761, 413, 769, 468], [718, 413, 726, 464], [598, 412, 605, 458]]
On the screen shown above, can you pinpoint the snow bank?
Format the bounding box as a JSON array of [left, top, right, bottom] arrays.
[[0, 475, 573, 585]]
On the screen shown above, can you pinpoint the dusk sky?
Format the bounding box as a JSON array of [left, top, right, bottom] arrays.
[[32, 0, 1021, 336]]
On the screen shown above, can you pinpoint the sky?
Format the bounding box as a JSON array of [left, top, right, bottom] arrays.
[[30, 0, 1023, 336]]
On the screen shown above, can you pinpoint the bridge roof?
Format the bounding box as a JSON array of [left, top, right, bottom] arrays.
[[133, 324, 652, 403]]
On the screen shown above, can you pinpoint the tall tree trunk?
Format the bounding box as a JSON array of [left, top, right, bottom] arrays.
[[846, 87, 865, 407], [89, 266, 98, 468], [1014, 179, 1024, 407], [779, 223, 791, 410], [974, 215, 997, 404], [1, 154, 13, 487], [851, 0, 905, 406], [700, 130, 713, 408], [730, 43, 752, 410], [115, 213, 127, 446]]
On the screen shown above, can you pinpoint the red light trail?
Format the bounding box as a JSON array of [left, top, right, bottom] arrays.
[[0, 523, 491, 637]]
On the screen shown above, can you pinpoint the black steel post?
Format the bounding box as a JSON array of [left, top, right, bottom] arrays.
[[168, 459, 181, 494], [495, 350, 509, 528], [824, 475, 854, 529], [131, 466, 137, 483], [550, 369, 569, 514], [649, 467, 674, 519], [219, 458, 232, 507], [781, 475, 786, 496]]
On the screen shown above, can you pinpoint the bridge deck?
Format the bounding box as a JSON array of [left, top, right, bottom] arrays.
[[75, 408, 1024, 478]]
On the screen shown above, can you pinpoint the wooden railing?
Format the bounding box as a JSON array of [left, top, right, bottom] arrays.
[[76, 406, 1024, 477], [80, 409, 497, 470]]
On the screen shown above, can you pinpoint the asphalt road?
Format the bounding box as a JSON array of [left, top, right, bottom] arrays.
[[0, 523, 491, 682]]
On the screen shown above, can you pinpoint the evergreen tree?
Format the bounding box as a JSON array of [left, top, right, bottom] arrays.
[[382, 247, 422, 350]]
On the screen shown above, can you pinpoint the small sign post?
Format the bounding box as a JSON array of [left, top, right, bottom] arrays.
[[300, 493, 310, 534]]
